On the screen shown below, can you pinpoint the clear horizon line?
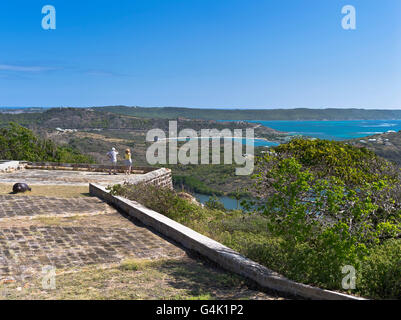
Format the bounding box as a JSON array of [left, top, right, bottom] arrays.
[[2, 105, 401, 111]]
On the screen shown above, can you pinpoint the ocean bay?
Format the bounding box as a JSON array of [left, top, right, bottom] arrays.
[[247, 120, 401, 141]]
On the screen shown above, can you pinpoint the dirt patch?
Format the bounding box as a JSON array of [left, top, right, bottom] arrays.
[[0, 184, 89, 198]]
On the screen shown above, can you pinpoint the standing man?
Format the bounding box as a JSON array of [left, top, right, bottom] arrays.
[[107, 147, 119, 175]]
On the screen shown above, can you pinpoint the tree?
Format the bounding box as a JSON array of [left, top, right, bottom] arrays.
[[230, 188, 242, 210], [245, 138, 401, 288]]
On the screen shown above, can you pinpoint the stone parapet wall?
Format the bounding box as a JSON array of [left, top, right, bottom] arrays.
[[24, 162, 156, 174], [124, 168, 173, 189]]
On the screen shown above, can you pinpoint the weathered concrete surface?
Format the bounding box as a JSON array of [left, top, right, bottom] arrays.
[[0, 195, 185, 281], [0, 195, 115, 220], [0, 169, 140, 186], [0, 165, 172, 189]]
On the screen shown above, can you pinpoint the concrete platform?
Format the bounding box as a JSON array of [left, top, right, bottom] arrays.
[[0, 169, 138, 186], [0, 194, 185, 281]]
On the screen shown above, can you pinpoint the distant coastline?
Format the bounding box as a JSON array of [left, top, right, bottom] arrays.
[[3, 106, 401, 121], [95, 106, 401, 121], [0, 107, 49, 114]]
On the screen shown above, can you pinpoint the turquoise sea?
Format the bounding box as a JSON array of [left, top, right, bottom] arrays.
[[248, 120, 401, 141]]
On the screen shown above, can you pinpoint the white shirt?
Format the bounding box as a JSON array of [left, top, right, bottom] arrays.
[[107, 150, 118, 162]]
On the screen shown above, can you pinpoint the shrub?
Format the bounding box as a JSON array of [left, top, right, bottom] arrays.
[[108, 182, 217, 230], [358, 239, 401, 299]]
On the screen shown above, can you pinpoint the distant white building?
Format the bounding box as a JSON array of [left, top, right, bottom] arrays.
[[55, 128, 78, 133]]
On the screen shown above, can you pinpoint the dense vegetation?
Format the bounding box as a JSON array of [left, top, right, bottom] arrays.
[[170, 162, 253, 197], [173, 175, 224, 196], [97, 106, 401, 121], [0, 123, 93, 163], [111, 139, 401, 299], [245, 139, 400, 297]]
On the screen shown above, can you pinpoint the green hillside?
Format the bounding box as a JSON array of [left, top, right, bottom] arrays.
[[0, 123, 93, 163]]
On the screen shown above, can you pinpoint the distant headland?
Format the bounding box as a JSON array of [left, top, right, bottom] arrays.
[[2, 106, 401, 121]]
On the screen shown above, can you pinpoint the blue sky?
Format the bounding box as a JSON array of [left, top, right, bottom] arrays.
[[0, 0, 400, 109]]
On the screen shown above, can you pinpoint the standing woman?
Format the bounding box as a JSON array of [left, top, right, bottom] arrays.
[[124, 148, 132, 175]]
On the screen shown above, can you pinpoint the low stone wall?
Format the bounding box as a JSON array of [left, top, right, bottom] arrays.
[[0, 161, 25, 173], [89, 183, 365, 300], [25, 162, 156, 174], [123, 168, 173, 189]]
